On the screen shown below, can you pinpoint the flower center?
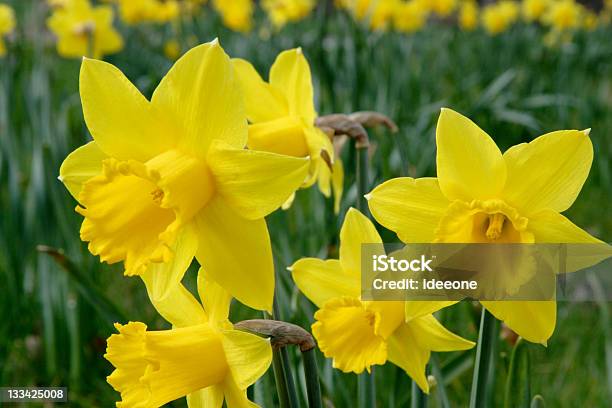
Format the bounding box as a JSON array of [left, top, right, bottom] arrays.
[[485, 213, 506, 241], [151, 188, 164, 205], [435, 199, 534, 243]]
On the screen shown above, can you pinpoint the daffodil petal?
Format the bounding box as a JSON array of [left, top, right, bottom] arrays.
[[221, 329, 273, 390], [222, 375, 260, 408], [187, 385, 224, 408], [144, 282, 207, 328], [436, 108, 506, 201], [207, 142, 309, 219], [387, 322, 430, 393], [140, 225, 206, 328], [141, 222, 198, 301], [232, 58, 288, 123], [269, 48, 316, 123], [367, 177, 449, 243], [503, 130, 593, 214], [195, 197, 274, 312], [317, 161, 332, 198], [339, 207, 382, 276], [198, 268, 232, 323], [59, 141, 107, 201], [304, 126, 334, 159], [247, 118, 310, 157], [405, 301, 459, 321], [332, 158, 344, 214], [481, 301, 556, 345], [152, 40, 247, 157], [529, 209, 609, 273], [290, 259, 359, 308], [281, 192, 296, 210], [410, 315, 475, 352], [79, 58, 172, 162], [529, 209, 604, 243]]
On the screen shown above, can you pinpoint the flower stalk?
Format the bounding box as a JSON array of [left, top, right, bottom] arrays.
[[503, 338, 531, 408], [411, 378, 427, 408], [469, 308, 500, 408], [236, 319, 322, 408]]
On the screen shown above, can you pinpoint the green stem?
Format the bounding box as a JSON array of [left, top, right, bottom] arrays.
[[358, 369, 376, 408], [411, 378, 427, 408], [431, 354, 451, 408], [302, 348, 323, 408], [264, 311, 291, 408], [504, 338, 531, 408], [469, 308, 499, 408], [272, 299, 299, 408], [356, 143, 370, 215]]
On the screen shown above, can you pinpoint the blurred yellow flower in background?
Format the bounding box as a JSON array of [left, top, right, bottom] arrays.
[[163, 38, 181, 60], [482, 0, 519, 35], [290, 208, 474, 392], [583, 9, 598, 30], [262, 0, 316, 29], [59, 40, 309, 312], [429, 0, 457, 17], [0, 3, 15, 57], [106, 271, 272, 407], [393, 0, 429, 33], [369, 0, 400, 30], [544, 0, 581, 31], [458, 0, 479, 31], [112, 0, 180, 25], [522, 0, 550, 22], [46, 0, 123, 59], [212, 0, 254, 32], [233, 48, 343, 212], [336, 0, 373, 20], [367, 108, 608, 344]]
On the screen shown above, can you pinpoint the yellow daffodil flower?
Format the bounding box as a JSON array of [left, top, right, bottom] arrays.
[[59, 40, 309, 312], [367, 108, 608, 344], [290, 208, 474, 392], [106, 269, 272, 407], [336, 0, 375, 21], [232, 49, 343, 212], [0, 3, 15, 57], [481, 0, 519, 35], [46, 0, 123, 59], [458, 0, 479, 31], [368, 0, 400, 31], [212, 0, 254, 32], [393, 0, 429, 33], [163, 38, 181, 60], [262, 0, 316, 29], [429, 0, 457, 17], [544, 0, 581, 31], [521, 0, 551, 22], [113, 0, 180, 25]]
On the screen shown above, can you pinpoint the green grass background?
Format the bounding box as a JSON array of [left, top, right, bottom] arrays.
[[1, 1, 611, 407]]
